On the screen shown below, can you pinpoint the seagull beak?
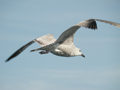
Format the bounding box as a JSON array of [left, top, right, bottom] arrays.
[[81, 54, 85, 58]]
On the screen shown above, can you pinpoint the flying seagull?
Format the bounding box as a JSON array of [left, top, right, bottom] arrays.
[[5, 19, 120, 62]]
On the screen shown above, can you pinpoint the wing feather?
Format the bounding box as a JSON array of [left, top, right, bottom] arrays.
[[95, 19, 120, 28], [56, 19, 97, 45], [6, 34, 56, 62], [35, 34, 56, 46], [5, 40, 35, 62], [56, 19, 120, 45]]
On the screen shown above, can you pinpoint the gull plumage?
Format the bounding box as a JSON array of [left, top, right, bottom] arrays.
[[5, 19, 120, 62]]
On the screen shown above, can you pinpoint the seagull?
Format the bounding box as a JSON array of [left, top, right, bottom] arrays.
[[5, 19, 120, 62]]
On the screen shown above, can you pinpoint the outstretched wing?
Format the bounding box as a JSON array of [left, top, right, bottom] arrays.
[[56, 19, 97, 45], [56, 19, 120, 45], [5, 34, 56, 62], [95, 19, 120, 28], [5, 40, 35, 62]]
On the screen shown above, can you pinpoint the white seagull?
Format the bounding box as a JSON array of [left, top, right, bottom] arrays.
[[5, 19, 120, 62]]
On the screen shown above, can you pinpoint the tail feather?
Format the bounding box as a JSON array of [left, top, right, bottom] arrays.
[[31, 43, 56, 52]]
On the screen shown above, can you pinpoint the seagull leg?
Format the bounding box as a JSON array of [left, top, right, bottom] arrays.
[[39, 50, 49, 54]]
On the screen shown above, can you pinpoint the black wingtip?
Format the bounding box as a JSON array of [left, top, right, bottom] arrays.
[[5, 59, 10, 62], [5, 40, 35, 62], [5, 56, 14, 62], [87, 19, 97, 30]]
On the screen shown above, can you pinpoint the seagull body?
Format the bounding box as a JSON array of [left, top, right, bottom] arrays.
[[5, 19, 120, 62], [32, 34, 83, 57]]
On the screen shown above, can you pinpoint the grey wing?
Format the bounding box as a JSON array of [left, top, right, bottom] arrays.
[[56, 19, 120, 45], [5, 34, 56, 62], [35, 34, 56, 46], [95, 19, 120, 28], [77, 19, 120, 28], [56, 19, 97, 45]]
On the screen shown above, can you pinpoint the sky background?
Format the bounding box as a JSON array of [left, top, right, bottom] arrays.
[[0, 0, 120, 90]]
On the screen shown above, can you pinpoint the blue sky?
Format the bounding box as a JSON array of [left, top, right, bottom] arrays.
[[0, 0, 120, 90]]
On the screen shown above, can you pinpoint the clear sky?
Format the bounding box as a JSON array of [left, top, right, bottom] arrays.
[[0, 0, 120, 90]]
